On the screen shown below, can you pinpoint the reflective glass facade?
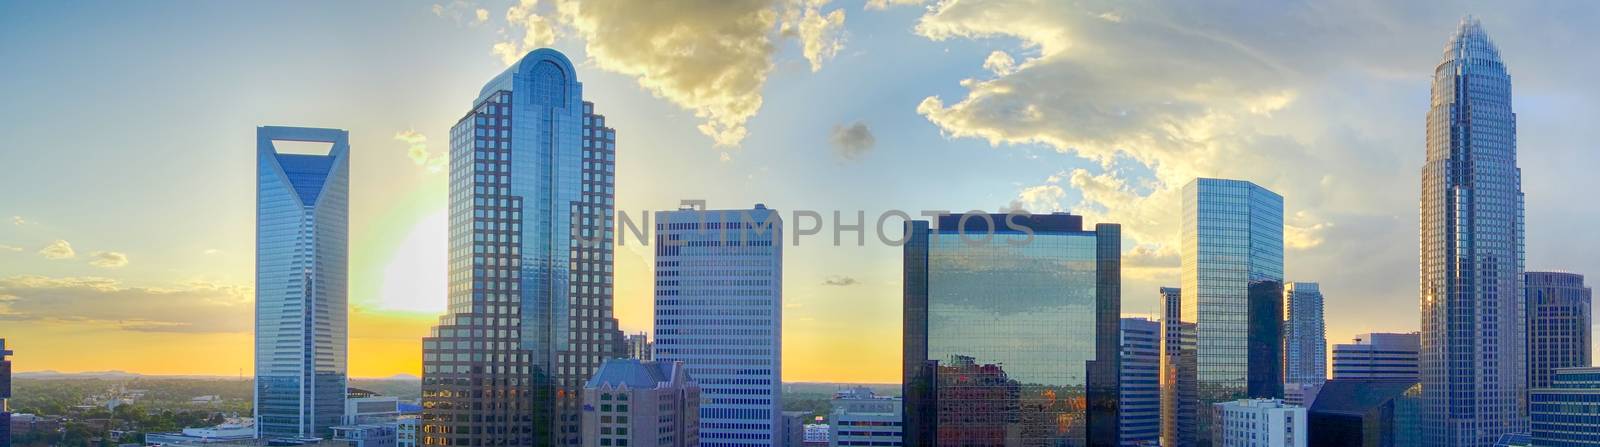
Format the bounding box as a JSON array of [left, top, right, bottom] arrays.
[[255, 126, 350, 440], [1529, 367, 1600, 446], [904, 213, 1120, 447], [1161, 287, 1198, 447], [654, 205, 783, 447], [1284, 282, 1327, 387], [1120, 318, 1161, 446], [1525, 272, 1591, 391], [421, 48, 623, 446], [1420, 18, 1527, 447], [1180, 178, 1284, 446]]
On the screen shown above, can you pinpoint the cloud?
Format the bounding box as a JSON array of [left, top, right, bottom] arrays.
[[395, 129, 446, 173], [864, 0, 923, 10], [906, 0, 1470, 327], [38, 240, 75, 260], [88, 251, 129, 268], [782, 0, 848, 72], [830, 121, 876, 160], [1007, 181, 1067, 213], [12, 216, 26, 226], [486, 0, 848, 147], [822, 275, 859, 286], [203, 248, 222, 256], [0, 244, 21, 252], [433, 1, 488, 25], [0, 275, 251, 333]]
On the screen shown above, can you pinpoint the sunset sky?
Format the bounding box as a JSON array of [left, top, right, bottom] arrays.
[[4, 1, 1600, 383]]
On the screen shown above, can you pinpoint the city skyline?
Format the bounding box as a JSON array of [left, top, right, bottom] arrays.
[[9, 2, 1600, 385]]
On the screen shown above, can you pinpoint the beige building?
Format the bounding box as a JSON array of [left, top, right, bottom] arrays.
[[582, 359, 700, 447]]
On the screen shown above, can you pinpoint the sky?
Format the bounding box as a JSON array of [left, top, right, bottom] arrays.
[[4, 0, 1600, 383]]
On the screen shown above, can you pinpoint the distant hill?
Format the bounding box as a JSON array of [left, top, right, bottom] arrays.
[[14, 370, 236, 380]]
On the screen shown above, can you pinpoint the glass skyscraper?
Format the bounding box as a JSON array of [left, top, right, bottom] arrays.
[[1284, 282, 1327, 387], [421, 48, 623, 446], [1420, 18, 1527, 447], [1524, 272, 1591, 391], [654, 203, 783, 447], [903, 213, 1121, 446], [1119, 318, 1161, 446], [1160, 287, 1198, 447], [255, 126, 349, 440], [1180, 178, 1284, 446]]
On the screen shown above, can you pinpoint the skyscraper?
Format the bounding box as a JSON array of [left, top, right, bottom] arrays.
[[1333, 333, 1422, 382], [1161, 287, 1199, 447], [654, 203, 783, 447], [1120, 318, 1161, 446], [1181, 178, 1284, 445], [1284, 282, 1328, 387], [2, 339, 11, 447], [903, 213, 1121, 446], [1420, 18, 1527, 446], [421, 48, 623, 446], [1525, 272, 1592, 390], [625, 331, 652, 361], [255, 126, 349, 440]]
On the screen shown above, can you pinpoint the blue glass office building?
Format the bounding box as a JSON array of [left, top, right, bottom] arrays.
[[903, 213, 1121, 446], [1525, 272, 1592, 391], [1530, 367, 1600, 446], [1180, 178, 1284, 446], [1120, 318, 1161, 446], [1420, 18, 1527, 447], [654, 204, 783, 447], [420, 48, 623, 446], [255, 126, 350, 440]]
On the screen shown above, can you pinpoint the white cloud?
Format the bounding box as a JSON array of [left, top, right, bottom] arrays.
[[12, 216, 25, 226], [39, 240, 75, 260], [0, 244, 22, 252], [0, 275, 251, 333], [88, 251, 129, 268], [783, 0, 848, 72], [907, 0, 1451, 329], [395, 129, 446, 173], [864, 0, 923, 10], [485, 0, 848, 147]]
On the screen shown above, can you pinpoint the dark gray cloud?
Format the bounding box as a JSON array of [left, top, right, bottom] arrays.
[[830, 121, 876, 160], [822, 275, 860, 286], [0, 275, 250, 333]]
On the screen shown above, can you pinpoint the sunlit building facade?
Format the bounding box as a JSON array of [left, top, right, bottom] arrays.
[[1420, 18, 1528, 447], [1525, 272, 1592, 391], [255, 126, 350, 440], [654, 203, 783, 447], [1284, 282, 1327, 387], [1161, 287, 1199, 447], [421, 48, 624, 446], [904, 213, 1121, 446], [1181, 178, 1285, 446]]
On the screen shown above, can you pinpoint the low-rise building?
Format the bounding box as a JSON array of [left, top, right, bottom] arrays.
[[1212, 399, 1306, 447], [803, 423, 830, 446], [581, 359, 699, 447], [1530, 367, 1600, 446], [331, 424, 397, 447], [144, 418, 258, 445], [828, 387, 901, 447], [1306, 380, 1421, 447]]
